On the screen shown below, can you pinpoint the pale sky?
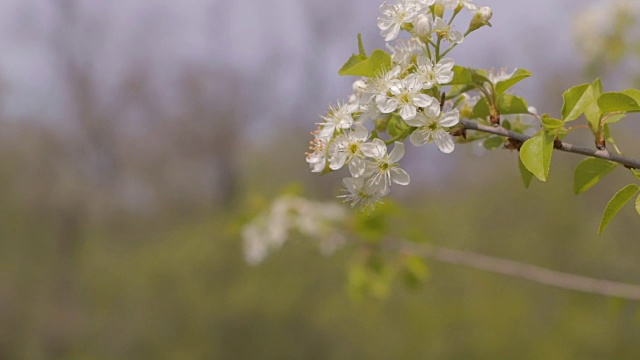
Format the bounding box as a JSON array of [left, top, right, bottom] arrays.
[[0, 0, 603, 126]]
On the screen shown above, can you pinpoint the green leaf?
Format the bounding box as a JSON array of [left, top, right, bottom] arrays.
[[497, 94, 530, 115], [495, 68, 532, 95], [470, 98, 490, 118], [585, 79, 603, 130], [519, 132, 555, 182], [598, 92, 640, 113], [357, 33, 367, 57], [541, 116, 564, 130], [470, 94, 530, 119], [636, 195, 640, 217], [519, 157, 534, 189], [402, 256, 430, 289], [483, 136, 504, 150], [621, 89, 640, 104], [338, 50, 391, 77], [599, 184, 640, 234], [633, 169, 640, 180], [561, 80, 602, 128], [573, 158, 618, 195], [339, 37, 392, 77], [561, 83, 591, 121], [448, 66, 474, 86], [387, 113, 408, 138]]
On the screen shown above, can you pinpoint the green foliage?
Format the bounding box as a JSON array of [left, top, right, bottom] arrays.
[[339, 35, 391, 77], [598, 92, 640, 113], [518, 157, 534, 189], [573, 158, 618, 195], [494, 68, 532, 95], [471, 94, 530, 118], [401, 256, 430, 289], [387, 113, 410, 138], [448, 65, 474, 85], [599, 184, 640, 234], [540, 116, 564, 131], [519, 131, 555, 182], [562, 80, 602, 130]]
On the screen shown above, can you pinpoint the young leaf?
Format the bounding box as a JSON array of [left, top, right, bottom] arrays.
[[357, 33, 367, 57], [599, 184, 640, 234], [636, 195, 640, 217], [497, 94, 530, 115], [470, 94, 529, 118], [495, 68, 532, 95], [573, 158, 617, 195], [633, 169, 640, 181], [519, 132, 554, 182], [339, 49, 392, 77], [541, 116, 564, 130], [621, 89, 640, 104], [598, 92, 640, 113], [448, 66, 474, 86], [561, 83, 591, 121], [519, 157, 534, 189]]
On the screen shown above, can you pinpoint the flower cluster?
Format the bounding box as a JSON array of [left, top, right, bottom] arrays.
[[306, 0, 492, 209]]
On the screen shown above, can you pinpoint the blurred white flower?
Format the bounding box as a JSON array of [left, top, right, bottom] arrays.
[[242, 196, 347, 266]]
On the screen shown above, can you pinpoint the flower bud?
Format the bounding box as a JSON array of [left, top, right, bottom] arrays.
[[433, 4, 445, 18], [413, 14, 431, 37], [467, 6, 492, 33]]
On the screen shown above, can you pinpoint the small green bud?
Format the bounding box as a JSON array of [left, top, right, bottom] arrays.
[[433, 4, 445, 18]]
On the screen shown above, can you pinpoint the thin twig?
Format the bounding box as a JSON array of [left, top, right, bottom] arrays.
[[460, 119, 640, 169], [386, 239, 640, 300]]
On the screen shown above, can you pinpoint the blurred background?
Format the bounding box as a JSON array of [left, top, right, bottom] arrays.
[[0, 0, 639, 358]]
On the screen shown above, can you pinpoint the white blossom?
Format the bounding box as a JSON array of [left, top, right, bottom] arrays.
[[387, 38, 424, 68], [415, 57, 455, 89], [433, 17, 464, 44], [376, 76, 436, 121], [328, 125, 370, 177], [377, 2, 420, 42], [406, 108, 460, 153], [306, 131, 329, 173], [339, 176, 389, 209], [362, 139, 410, 189], [318, 101, 358, 139]]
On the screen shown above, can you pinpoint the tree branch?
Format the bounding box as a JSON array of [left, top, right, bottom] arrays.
[[386, 239, 640, 300], [460, 119, 640, 169]]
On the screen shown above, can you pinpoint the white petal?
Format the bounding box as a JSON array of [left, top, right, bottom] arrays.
[[404, 111, 427, 127], [351, 125, 369, 141], [449, 31, 464, 44], [413, 94, 435, 108], [349, 157, 366, 177], [439, 110, 460, 127], [399, 104, 417, 121], [410, 129, 430, 146], [376, 98, 399, 114], [437, 58, 455, 71], [330, 151, 348, 170], [390, 167, 410, 185], [435, 132, 455, 153], [361, 139, 387, 159], [388, 141, 405, 162], [423, 102, 441, 118]]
